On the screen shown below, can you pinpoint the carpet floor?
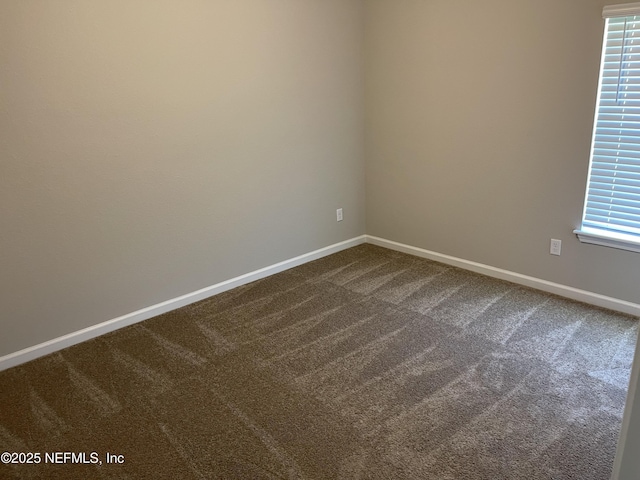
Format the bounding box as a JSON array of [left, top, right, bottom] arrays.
[[0, 244, 637, 479]]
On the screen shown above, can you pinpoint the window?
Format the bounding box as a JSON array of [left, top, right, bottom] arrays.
[[575, 3, 640, 253]]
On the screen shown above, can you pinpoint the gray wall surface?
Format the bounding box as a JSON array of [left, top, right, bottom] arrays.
[[364, 0, 640, 304], [0, 0, 366, 357]]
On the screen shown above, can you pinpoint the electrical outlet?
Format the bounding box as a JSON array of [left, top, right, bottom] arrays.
[[336, 208, 343, 222], [550, 239, 562, 256]]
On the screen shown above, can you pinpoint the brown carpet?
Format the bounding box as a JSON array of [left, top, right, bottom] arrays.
[[0, 244, 637, 479]]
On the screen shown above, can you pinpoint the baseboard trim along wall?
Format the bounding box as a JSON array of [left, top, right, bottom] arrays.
[[367, 235, 640, 317], [0, 235, 367, 372], [2, 233, 639, 372]]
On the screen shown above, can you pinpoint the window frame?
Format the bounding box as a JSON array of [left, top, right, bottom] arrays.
[[575, 2, 640, 253]]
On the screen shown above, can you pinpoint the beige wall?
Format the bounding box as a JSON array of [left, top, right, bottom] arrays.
[[0, 0, 365, 357], [7, 0, 638, 359], [364, 0, 640, 304]]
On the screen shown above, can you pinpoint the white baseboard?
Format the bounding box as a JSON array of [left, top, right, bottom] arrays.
[[0, 235, 367, 372], [366, 235, 640, 317], [3, 233, 638, 372]]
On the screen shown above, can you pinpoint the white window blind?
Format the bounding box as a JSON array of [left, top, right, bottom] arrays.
[[576, 3, 640, 252]]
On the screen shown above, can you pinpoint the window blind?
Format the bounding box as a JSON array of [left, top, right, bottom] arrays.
[[582, 14, 640, 238]]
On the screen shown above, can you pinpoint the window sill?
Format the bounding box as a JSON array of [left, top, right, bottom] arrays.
[[574, 227, 640, 254]]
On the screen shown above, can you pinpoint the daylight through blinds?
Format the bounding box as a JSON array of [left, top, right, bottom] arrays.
[[583, 15, 640, 236]]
